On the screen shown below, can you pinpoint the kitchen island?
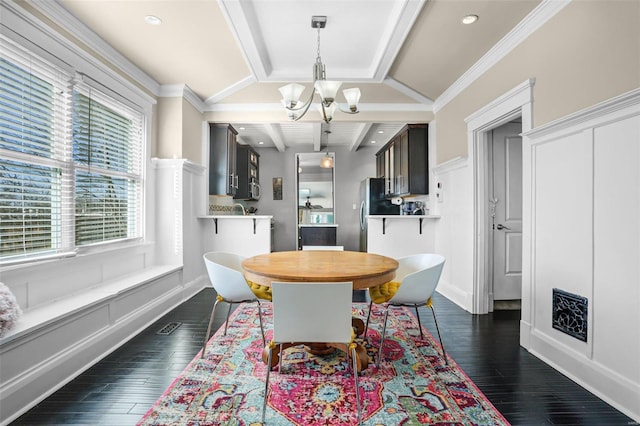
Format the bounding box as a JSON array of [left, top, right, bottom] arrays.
[[199, 215, 273, 257]]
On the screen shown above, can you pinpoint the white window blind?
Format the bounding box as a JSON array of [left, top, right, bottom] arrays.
[[0, 36, 144, 263], [0, 39, 72, 260], [72, 85, 143, 247]]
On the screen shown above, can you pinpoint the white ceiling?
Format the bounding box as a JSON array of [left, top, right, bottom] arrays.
[[53, 0, 541, 151]]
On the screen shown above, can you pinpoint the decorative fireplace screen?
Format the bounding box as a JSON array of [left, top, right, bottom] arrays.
[[552, 288, 588, 342]]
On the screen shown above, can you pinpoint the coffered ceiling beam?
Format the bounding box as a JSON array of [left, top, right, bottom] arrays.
[[263, 124, 286, 152], [350, 123, 373, 152]]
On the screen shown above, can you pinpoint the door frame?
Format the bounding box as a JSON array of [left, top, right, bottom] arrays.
[[465, 79, 534, 314]]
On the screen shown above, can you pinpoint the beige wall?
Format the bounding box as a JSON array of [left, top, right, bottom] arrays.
[[156, 98, 204, 163], [182, 100, 205, 164], [156, 97, 183, 159], [435, 0, 640, 163]]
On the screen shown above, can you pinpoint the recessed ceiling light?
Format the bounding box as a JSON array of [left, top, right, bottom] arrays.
[[144, 15, 162, 25], [462, 14, 478, 25], [370, 140, 376, 144], [258, 141, 264, 145], [377, 130, 384, 134], [239, 127, 245, 130]]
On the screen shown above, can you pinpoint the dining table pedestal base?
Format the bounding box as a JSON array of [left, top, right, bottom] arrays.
[[262, 340, 370, 373]]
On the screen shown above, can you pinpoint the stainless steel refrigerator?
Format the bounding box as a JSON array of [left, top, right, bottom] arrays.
[[359, 178, 400, 252]]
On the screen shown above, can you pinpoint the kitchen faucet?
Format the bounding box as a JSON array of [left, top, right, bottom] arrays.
[[232, 203, 246, 215]]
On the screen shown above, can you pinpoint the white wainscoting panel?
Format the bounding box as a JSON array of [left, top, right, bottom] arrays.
[[532, 131, 594, 348], [523, 89, 640, 422], [592, 116, 640, 383], [429, 160, 475, 312]]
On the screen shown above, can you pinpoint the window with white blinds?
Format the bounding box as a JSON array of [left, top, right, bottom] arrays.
[[0, 37, 144, 263], [72, 86, 143, 247]]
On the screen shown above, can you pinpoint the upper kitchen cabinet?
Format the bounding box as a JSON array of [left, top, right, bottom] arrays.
[[209, 124, 238, 196], [376, 124, 429, 197], [375, 149, 385, 179], [235, 145, 261, 200]]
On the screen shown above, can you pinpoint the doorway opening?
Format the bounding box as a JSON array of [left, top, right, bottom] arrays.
[[466, 79, 534, 315], [487, 120, 523, 311]]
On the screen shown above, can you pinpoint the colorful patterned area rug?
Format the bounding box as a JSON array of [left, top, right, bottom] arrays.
[[138, 303, 510, 426]]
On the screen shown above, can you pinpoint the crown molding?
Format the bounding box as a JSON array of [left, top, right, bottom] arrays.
[[30, 0, 161, 96], [384, 77, 434, 106], [433, 0, 571, 113], [2, 0, 156, 109], [159, 84, 206, 113]]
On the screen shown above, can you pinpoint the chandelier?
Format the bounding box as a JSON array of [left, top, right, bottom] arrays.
[[279, 16, 361, 123]]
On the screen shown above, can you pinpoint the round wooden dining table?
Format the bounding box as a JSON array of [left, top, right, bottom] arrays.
[[242, 250, 399, 372], [242, 250, 398, 290]]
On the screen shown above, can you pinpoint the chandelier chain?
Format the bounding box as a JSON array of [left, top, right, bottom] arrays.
[[316, 25, 321, 63]]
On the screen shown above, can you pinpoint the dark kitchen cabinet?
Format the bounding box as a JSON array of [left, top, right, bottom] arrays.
[[209, 124, 238, 196], [375, 124, 428, 197], [376, 151, 385, 178], [235, 145, 260, 200], [298, 226, 337, 250]]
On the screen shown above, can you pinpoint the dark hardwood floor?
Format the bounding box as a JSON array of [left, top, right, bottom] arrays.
[[12, 289, 634, 425]]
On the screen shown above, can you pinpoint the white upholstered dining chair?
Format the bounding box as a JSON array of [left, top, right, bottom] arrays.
[[364, 253, 447, 365], [262, 281, 362, 425], [201, 251, 271, 357]]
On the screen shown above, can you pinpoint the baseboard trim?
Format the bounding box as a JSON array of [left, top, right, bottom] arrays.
[[529, 330, 640, 422], [436, 281, 473, 313]]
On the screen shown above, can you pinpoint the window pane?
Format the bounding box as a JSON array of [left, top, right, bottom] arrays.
[[75, 171, 137, 246], [0, 159, 60, 257], [0, 58, 55, 158], [73, 92, 134, 173]]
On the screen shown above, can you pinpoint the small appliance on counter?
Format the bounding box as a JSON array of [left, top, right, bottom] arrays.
[[402, 200, 425, 215]]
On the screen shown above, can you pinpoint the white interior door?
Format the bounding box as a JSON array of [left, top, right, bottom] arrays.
[[490, 122, 523, 300]]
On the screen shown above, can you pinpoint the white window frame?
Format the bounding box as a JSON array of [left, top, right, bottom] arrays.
[[0, 35, 147, 266]]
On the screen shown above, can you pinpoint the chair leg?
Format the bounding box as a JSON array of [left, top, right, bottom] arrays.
[[351, 346, 362, 426], [223, 301, 233, 335], [414, 304, 424, 340], [429, 305, 448, 365], [201, 298, 221, 358], [262, 346, 273, 423], [256, 299, 266, 346], [377, 306, 390, 364], [364, 300, 373, 337]]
